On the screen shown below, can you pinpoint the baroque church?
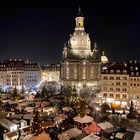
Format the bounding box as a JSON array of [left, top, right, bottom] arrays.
[[60, 8, 108, 90]]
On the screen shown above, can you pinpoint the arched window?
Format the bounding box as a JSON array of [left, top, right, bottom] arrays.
[[116, 70, 121, 74], [131, 72, 134, 76], [110, 70, 114, 74], [123, 70, 127, 74], [136, 72, 139, 77]]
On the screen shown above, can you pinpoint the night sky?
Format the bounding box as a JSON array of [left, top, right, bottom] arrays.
[[0, 1, 140, 64]]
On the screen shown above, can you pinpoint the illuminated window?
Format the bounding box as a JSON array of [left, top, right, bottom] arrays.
[[83, 68, 86, 79], [135, 67, 138, 70], [74, 69, 77, 79], [66, 67, 69, 79]]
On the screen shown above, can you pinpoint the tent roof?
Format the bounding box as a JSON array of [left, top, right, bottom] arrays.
[[84, 121, 101, 134], [81, 133, 100, 140], [97, 122, 113, 130]]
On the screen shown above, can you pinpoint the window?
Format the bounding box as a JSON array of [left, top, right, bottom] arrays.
[[123, 70, 127, 74], [136, 72, 139, 76], [110, 88, 114, 91], [110, 76, 114, 80], [110, 94, 114, 98], [116, 70, 121, 74], [130, 67, 133, 71], [116, 94, 120, 98], [66, 67, 69, 79], [110, 70, 114, 74], [103, 76, 108, 79], [122, 88, 127, 92], [123, 77, 127, 80], [131, 72, 134, 76], [83, 68, 86, 79], [122, 94, 127, 99], [103, 87, 107, 91], [116, 82, 120, 86], [116, 88, 120, 91], [74, 69, 77, 79], [135, 67, 138, 70], [116, 77, 120, 80], [103, 93, 107, 97], [123, 82, 127, 86]]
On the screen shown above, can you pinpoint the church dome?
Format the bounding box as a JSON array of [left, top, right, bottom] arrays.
[[70, 30, 91, 50], [66, 8, 92, 58]]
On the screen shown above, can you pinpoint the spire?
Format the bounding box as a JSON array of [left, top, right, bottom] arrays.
[[78, 5, 82, 16], [75, 5, 84, 31], [94, 42, 98, 50], [102, 51, 105, 56]]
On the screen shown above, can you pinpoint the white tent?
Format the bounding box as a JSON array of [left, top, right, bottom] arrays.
[[81, 133, 100, 140], [97, 122, 113, 130], [23, 114, 32, 120], [62, 107, 73, 112], [59, 128, 82, 140], [54, 114, 67, 124], [115, 133, 125, 140], [133, 131, 140, 140], [73, 115, 93, 123]]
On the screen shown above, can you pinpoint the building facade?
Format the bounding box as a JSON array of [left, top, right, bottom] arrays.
[[42, 64, 60, 82], [101, 61, 140, 109], [0, 59, 42, 92], [60, 8, 101, 90]]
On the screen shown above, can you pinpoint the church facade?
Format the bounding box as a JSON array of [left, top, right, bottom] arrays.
[[60, 9, 102, 90]]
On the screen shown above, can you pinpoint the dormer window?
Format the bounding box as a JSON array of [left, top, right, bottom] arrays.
[[110, 70, 114, 74], [123, 70, 127, 74], [116, 70, 121, 74], [136, 72, 139, 77], [131, 72, 134, 76], [135, 67, 138, 70]]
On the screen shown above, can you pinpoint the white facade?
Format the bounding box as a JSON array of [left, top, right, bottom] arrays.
[[0, 59, 42, 92]]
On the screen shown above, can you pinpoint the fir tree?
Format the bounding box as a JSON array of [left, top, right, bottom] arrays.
[[31, 108, 41, 135], [76, 95, 87, 118], [11, 87, 19, 101], [40, 85, 47, 99]]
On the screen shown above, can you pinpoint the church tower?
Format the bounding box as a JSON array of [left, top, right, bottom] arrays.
[[60, 7, 101, 91]]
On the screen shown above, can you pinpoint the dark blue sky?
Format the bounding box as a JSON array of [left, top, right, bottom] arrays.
[[0, 0, 140, 64]]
